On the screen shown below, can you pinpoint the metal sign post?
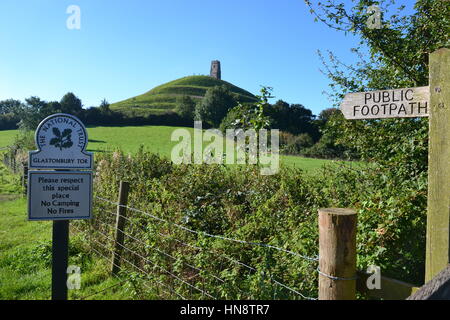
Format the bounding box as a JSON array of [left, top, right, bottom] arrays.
[[52, 220, 69, 300], [28, 113, 93, 300]]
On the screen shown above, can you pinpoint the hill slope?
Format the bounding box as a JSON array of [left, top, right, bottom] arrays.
[[111, 75, 257, 116]]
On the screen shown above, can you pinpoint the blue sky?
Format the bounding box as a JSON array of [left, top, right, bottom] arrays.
[[0, 0, 415, 115]]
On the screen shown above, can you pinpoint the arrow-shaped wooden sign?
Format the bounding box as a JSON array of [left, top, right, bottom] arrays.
[[340, 86, 429, 119]]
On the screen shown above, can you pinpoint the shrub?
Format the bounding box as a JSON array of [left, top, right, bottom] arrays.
[[76, 148, 426, 299]]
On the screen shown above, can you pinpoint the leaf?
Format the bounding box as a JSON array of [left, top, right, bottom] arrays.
[[49, 138, 59, 146], [62, 129, 72, 138], [52, 127, 61, 137], [61, 141, 73, 149]]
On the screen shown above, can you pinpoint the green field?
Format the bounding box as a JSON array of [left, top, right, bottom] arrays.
[[0, 126, 337, 172], [0, 130, 17, 149], [111, 75, 257, 116], [0, 162, 155, 300]]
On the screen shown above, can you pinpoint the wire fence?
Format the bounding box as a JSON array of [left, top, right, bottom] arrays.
[[71, 194, 320, 300]]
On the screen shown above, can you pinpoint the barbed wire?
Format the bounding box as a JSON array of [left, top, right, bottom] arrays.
[[103, 211, 226, 284], [95, 196, 319, 262], [79, 280, 127, 300], [72, 223, 186, 300], [92, 225, 217, 299], [89, 202, 318, 300], [317, 267, 358, 281], [103, 210, 317, 299]]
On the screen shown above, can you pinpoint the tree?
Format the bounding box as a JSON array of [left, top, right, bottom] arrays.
[[303, 0, 449, 283], [304, 0, 449, 172], [60, 92, 83, 116], [305, 0, 449, 94], [40, 101, 62, 115], [99, 99, 110, 113], [266, 99, 320, 140], [195, 85, 237, 127], [175, 95, 196, 121], [318, 107, 339, 123], [0, 99, 22, 115], [18, 96, 48, 130]]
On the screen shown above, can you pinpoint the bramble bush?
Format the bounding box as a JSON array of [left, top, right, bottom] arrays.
[[76, 146, 426, 299]]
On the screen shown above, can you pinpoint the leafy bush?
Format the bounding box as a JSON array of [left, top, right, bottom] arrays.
[[280, 132, 314, 155], [76, 147, 426, 299]]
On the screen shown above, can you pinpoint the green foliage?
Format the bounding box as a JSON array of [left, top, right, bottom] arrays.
[[175, 95, 196, 121], [4, 92, 85, 130], [225, 86, 273, 131], [265, 99, 319, 140], [302, 0, 439, 283], [280, 132, 314, 155], [195, 85, 238, 127], [99, 99, 110, 113], [60, 92, 83, 116], [304, 0, 447, 165], [80, 148, 427, 299]]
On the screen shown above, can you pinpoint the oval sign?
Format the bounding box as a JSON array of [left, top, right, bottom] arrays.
[[29, 113, 93, 169]]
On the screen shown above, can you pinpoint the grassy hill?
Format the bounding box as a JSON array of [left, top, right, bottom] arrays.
[[110, 75, 257, 117]]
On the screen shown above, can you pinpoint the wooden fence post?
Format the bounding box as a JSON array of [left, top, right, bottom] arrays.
[[111, 181, 130, 275], [318, 208, 357, 300], [425, 48, 450, 282], [22, 164, 28, 195]]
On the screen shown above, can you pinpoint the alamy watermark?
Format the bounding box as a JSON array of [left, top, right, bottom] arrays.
[[66, 5, 81, 30], [171, 121, 279, 175], [366, 265, 381, 290], [67, 265, 81, 290], [366, 5, 382, 29]]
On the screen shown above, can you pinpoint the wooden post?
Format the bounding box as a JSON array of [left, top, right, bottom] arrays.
[[318, 208, 357, 300], [112, 181, 130, 275], [22, 164, 28, 195], [425, 48, 450, 282]]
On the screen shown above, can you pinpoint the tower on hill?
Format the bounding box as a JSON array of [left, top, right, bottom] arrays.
[[210, 60, 221, 80]]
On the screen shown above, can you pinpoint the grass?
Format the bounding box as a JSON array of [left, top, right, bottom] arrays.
[[0, 126, 343, 173], [0, 130, 17, 149], [111, 75, 257, 116], [85, 125, 339, 172], [0, 161, 141, 300], [0, 196, 136, 300]]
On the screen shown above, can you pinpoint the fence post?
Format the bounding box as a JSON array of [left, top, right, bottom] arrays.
[[22, 164, 28, 195], [318, 208, 357, 300], [111, 181, 130, 275]]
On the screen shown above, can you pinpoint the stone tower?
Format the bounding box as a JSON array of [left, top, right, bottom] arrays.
[[210, 60, 221, 80]]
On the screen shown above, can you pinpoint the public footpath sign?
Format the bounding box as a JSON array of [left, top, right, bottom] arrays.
[[340, 86, 429, 119], [28, 171, 92, 220], [339, 48, 450, 284], [27, 113, 94, 300]]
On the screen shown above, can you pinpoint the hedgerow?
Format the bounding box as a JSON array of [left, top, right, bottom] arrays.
[[76, 147, 426, 299]]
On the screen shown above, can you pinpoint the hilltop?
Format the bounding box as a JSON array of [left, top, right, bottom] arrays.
[[110, 75, 257, 117]]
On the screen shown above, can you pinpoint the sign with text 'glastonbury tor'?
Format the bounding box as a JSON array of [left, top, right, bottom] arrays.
[[340, 86, 429, 119], [29, 113, 93, 169], [28, 113, 93, 221]]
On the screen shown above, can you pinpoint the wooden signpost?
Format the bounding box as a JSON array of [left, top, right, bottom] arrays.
[[340, 48, 450, 285], [28, 113, 93, 300]]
